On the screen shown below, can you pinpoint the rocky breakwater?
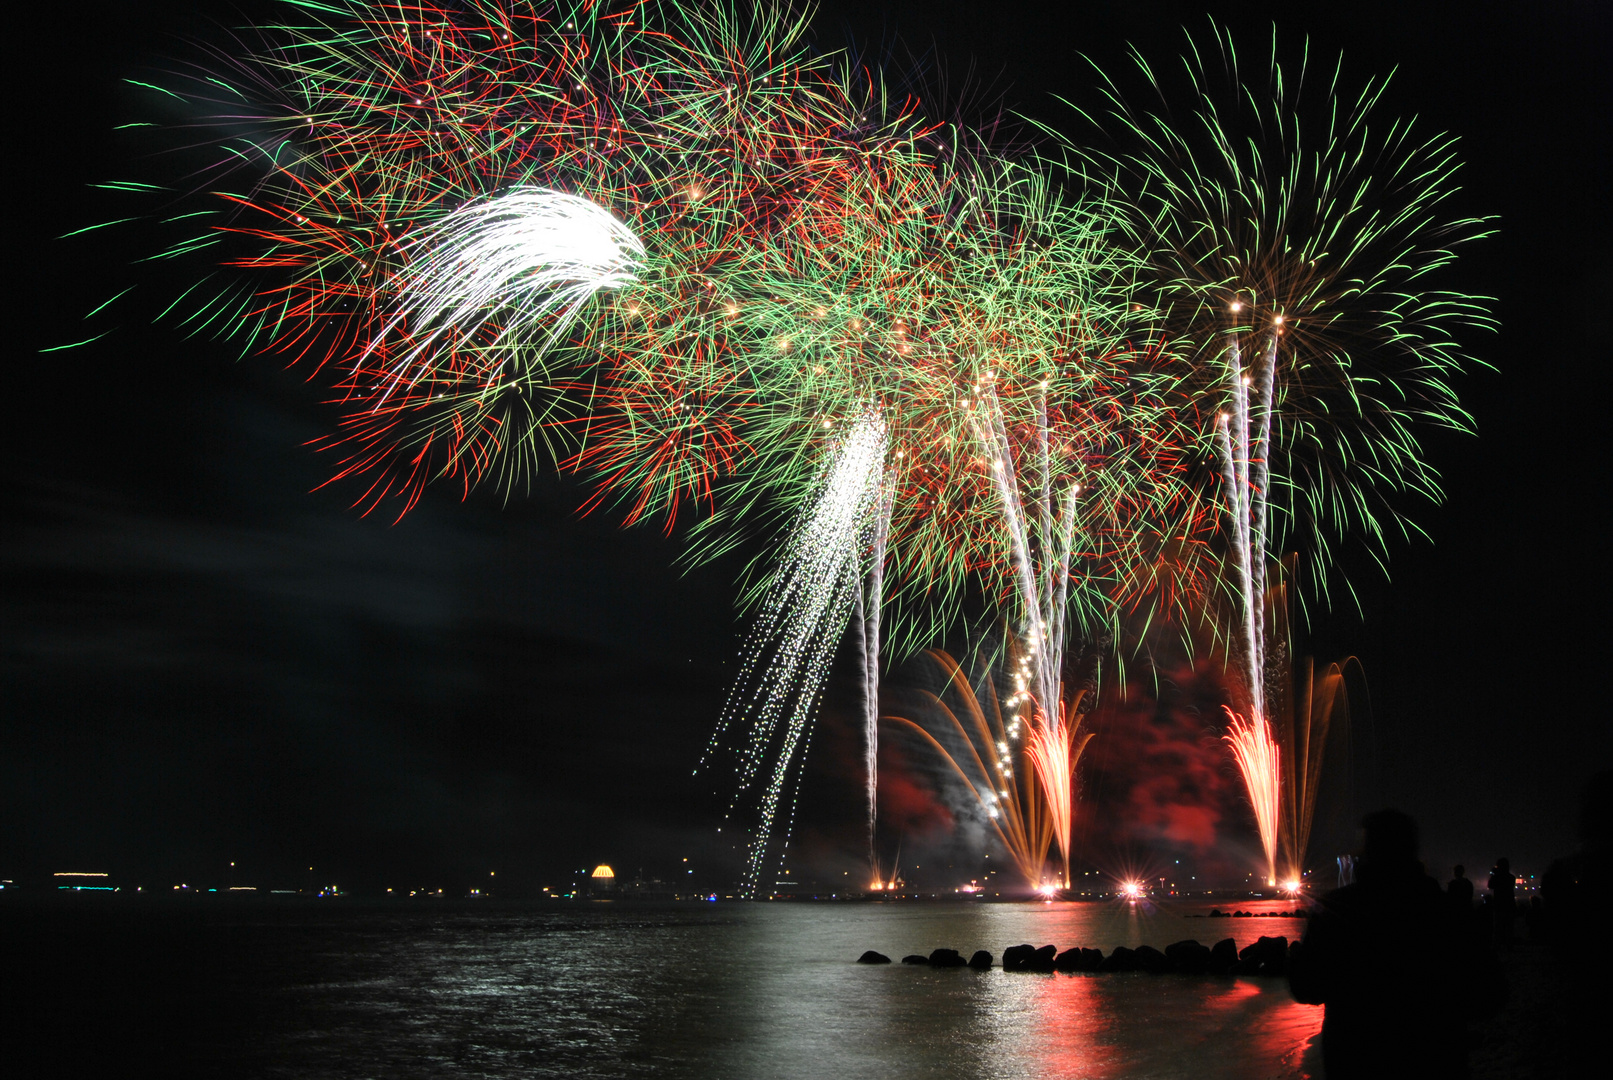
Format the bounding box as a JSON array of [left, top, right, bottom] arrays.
[[860, 935, 1295, 977]]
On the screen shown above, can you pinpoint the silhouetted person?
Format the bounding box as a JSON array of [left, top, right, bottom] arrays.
[[1447, 864, 1474, 907], [1290, 809, 1503, 1079], [1487, 857, 1515, 941], [1542, 770, 1612, 943], [1540, 769, 1611, 1075]]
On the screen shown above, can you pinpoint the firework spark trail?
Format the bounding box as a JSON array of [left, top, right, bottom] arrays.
[[703, 410, 889, 895], [976, 384, 1053, 710], [856, 465, 895, 875], [374, 187, 644, 400], [886, 648, 1047, 889], [1214, 320, 1287, 882], [1283, 649, 1359, 878], [885, 643, 1093, 891], [1215, 325, 1279, 713], [1223, 706, 1281, 885], [973, 381, 1086, 884]]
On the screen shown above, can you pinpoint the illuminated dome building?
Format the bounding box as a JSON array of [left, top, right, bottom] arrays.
[[589, 865, 616, 895]]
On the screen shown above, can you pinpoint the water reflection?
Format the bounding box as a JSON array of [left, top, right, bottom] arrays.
[[1254, 999, 1325, 1078], [1026, 972, 1116, 1079], [1013, 972, 1322, 1080], [697, 902, 1320, 1080], [49, 902, 1323, 1079]]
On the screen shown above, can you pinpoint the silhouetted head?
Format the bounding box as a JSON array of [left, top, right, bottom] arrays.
[[1453, 864, 1466, 879], [1359, 808, 1419, 869], [1495, 857, 1511, 873]]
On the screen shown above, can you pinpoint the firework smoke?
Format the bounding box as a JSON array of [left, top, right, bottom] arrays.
[[886, 646, 1064, 891]]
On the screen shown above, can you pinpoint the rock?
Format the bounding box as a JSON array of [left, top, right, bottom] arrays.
[[1001, 943, 1058, 972], [1080, 947, 1104, 971], [900, 954, 930, 965], [1165, 939, 1212, 974], [1134, 945, 1170, 973], [1237, 935, 1289, 976], [1233, 910, 1252, 918], [1054, 948, 1084, 972], [968, 950, 993, 970], [1099, 946, 1140, 972], [1031, 945, 1057, 972], [929, 948, 967, 967], [857, 950, 891, 964], [1260, 936, 1290, 977], [1209, 938, 1238, 975], [1002, 944, 1036, 972], [1208, 908, 1226, 918]]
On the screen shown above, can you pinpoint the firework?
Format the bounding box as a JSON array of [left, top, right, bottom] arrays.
[[373, 186, 644, 399], [82, 4, 1482, 894], [108, 0, 886, 514], [1069, 21, 1495, 604], [1263, 557, 1363, 879], [885, 645, 1082, 891], [1022, 692, 1093, 889], [855, 467, 895, 877], [1280, 656, 1358, 878], [1065, 25, 1493, 878], [1222, 706, 1280, 886], [700, 409, 890, 894]]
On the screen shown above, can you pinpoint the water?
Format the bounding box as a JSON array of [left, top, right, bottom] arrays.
[[6, 899, 1321, 1079]]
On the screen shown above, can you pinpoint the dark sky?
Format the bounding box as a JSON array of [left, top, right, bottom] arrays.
[[7, 0, 1609, 894]]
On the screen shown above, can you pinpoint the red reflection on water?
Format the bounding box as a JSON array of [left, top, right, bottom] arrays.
[[1028, 974, 1117, 1080], [1204, 978, 1263, 1009], [1027, 973, 1323, 1080], [1253, 998, 1324, 1078], [1197, 983, 1322, 1079], [1195, 972, 1323, 1078]]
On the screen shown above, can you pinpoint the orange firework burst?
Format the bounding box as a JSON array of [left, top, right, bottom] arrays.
[[1023, 690, 1094, 889], [886, 640, 1094, 892], [1222, 705, 1281, 886]]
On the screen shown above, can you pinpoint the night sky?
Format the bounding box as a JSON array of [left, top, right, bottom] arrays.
[[7, 0, 1608, 896]]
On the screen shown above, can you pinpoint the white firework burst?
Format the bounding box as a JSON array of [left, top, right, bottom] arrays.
[[373, 187, 644, 392]]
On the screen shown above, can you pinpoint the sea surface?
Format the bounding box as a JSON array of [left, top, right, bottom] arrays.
[[6, 898, 1322, 1079]]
